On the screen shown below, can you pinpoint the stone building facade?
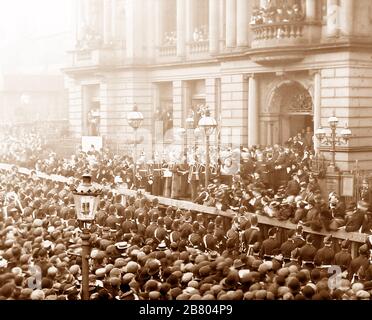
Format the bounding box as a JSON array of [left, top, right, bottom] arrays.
[[64, 0, 372, 171]]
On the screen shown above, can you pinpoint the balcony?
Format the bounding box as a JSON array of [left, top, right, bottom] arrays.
[[70, 47, 121, 69], [252, 21, 310, 46], [158, 45, 177, 57], [189, 40, 209, 54], [249, 21, 321, 65]]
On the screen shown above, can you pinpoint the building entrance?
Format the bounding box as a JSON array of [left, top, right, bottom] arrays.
[[269, 80, 314, 144]]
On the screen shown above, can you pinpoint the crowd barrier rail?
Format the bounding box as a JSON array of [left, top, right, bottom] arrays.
[[0, 163, 368, 257]]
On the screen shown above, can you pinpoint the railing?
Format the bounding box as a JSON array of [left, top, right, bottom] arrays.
[[188, 40, 209, 54], [158, 45, 177, 57], [251, 21, 305, 41], [1, 163, 368, 257], [75, 50, 92, 62], [70, 47, 120, 67]]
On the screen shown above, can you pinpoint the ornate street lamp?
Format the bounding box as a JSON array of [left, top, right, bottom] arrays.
[[198, 108, 217, 189], [72, 173, 102, 300], [127, 104, 144, 185], [315, 115, 352, 170]]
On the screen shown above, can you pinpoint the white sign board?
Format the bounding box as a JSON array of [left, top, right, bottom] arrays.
[[82, 136, 103, 153]]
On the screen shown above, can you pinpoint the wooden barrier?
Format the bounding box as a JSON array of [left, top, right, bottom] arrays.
[[0, 163, 368, 246]]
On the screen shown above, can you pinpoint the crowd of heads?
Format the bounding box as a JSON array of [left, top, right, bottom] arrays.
[[251, 1, 304, 25], [1, 165, 372, 300], [1, 126, 372, 300]]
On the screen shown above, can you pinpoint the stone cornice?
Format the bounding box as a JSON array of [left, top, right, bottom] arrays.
[[62, 40, 372, 76], [319, 146, 372, 153]]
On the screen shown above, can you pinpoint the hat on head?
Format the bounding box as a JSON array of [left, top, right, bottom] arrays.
[[156, 241, 167, 251], [306, 234, 313, 244], [250, 214, 258, 226], [356, 290, 370, 300], [359, 244, 369, 255], [31, 289, 45, 300], [323, 235, 332, 245], [268, 227, 277, 237], [357, 200, 369, 211], [115, 241, 130, 250]]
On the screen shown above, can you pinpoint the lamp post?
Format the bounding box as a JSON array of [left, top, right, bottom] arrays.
[[198, 109, 217, 189], [127, 104, 144, 184], [72, 173, 102, 300], [315, 115, 352, 171]]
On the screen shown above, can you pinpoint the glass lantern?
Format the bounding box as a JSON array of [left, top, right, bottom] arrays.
[[73, 173, 102, 222], [127, 104, 144, 129], [328, 115, 339, 128], [340, 126, 352, 140], [198, 110, 217, 136], [315, 127, 326, 140], [186, 116, 195, 130]]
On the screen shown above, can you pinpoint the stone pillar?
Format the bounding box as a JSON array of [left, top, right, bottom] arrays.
[[126, 0, 144, 60], [82, 86, 90, 136], [313, 71, 321, 154], [305, 0, 317, 21], [248, 75, 258, 147], [146, 0, 156, 59], [326, 0, 339, 37], [155, 0, 163, 47], [103, 0, 112, 45], [173, 80, 185, 128], [209, 0, 220, 54], [226, 0, 237, 48], [339, 0, 353, 36], [236, 0, 249, 47], [177, 0, 187, 57], [266, 121, 273, 146], [219, 0, 225, 44], [186, 0, 195, 43], [111, 0, 116, 41]]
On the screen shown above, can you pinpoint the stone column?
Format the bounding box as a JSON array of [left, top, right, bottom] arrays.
[[111, 0, 116, 41], [103, 0, 112, 45], [226, 0, 237, 48], [209, 0, 220, 54], [186, 0, 195, 43], [267, 121, 273, 146], [305, 0, 317, 21], [155, 0, 163, 48], [219, 0, 225, 44], [339, 0, 353, 36], [248, 75, 258, 147], [146, 0, 156, 59], [177, 0, 187, 57], [313, 71, 321, 154], [326, 0, 339, 37], [236, 0, 249, 47]]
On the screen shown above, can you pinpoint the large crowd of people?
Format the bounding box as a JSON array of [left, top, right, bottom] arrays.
[[250, 1, 304, 25], [1, 126, 372, 300]]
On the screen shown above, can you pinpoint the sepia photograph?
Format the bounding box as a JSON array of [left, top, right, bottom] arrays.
[[1, 0, 372, 307]]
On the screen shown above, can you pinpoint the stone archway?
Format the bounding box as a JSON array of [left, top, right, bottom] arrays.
[[268, 80, 313, 144]]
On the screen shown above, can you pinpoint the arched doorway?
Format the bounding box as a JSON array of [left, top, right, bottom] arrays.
[[269, 81, 313, 144]]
